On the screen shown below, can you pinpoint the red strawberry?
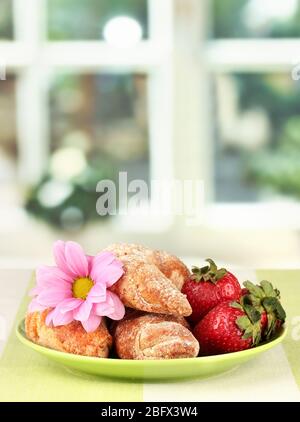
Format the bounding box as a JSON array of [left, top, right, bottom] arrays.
[[260, 311, 268, 331], [182, 259, 241, 324], [193, 300, 263, 356], [240, 288, 268, 332], [241, 288, 249, 296], [241, 280, 286, 340]]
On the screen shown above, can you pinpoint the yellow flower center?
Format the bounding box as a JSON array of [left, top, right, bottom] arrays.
[[72, 277, 94, 300]]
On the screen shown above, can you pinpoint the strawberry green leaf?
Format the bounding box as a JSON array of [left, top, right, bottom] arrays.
[[265, 313, 276, 340], [275, 301, 286, 321], [262, 297, 286, 321], [230, 301, 243, 310], [243, 281, 264, 299], [274, 288, 281, 299], [236, 315, 251, 331], [236, 313, 263, 346], [191, 259, 227, 284], [247, 294, 262, 308], [243, 304, 261, 324], [242, 327, 253, 340], [260, 280, 277, 298], [242, 280, 286, 334], [252, 322, 262, 346], [205, 259, 217, 273], [240, 295, 254, 306]]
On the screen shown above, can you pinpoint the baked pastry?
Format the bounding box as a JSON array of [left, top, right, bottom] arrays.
[[105, 243, 192, 316], [149, 249, 190, 290], [25, 310, 112, 357], [106, 243, 189, 290], [113, 312, 200, 360]]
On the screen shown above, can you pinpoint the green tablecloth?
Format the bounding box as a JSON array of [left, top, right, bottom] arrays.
[[0, 269, 299, 402]]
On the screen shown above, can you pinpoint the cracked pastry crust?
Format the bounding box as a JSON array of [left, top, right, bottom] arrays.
[[113, 312, 200, 360], [106, 243, 189, 290], [105, 243, 192, 317], [25, 310, 112, 357]]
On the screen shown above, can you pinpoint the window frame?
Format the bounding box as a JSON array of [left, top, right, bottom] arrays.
[[2, 0, 174, 187], [204, 0, 300, 229], [1, 0, 300, 231]]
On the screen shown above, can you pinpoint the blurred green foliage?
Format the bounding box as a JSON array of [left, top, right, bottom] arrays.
[[0, 0, 13, 39], [25, 154, 116, 231], [248, 117, 300, 198], [212, 0, 249, 38], [212, 0, 300, 38], [226, 73, 300, 199], [48, 0, 148, 40], [213, 0, 300, 199], [236, 74, 300, 147]]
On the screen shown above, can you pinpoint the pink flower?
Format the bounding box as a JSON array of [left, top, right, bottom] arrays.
[[28, 240, 125, 332]]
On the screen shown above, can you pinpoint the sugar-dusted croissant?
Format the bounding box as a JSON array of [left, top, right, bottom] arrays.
[[25, 310, 112, 357], [149, 249, 190, 290], [105, 243, 192, 317], [113, 312, 200, 360]]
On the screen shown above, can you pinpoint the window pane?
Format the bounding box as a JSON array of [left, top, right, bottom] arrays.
[[213, 72, 300, 202], [0, 0, 13, 40], [212, 0, 300, 38], [48, 0, 148, 40], [43, 73, 149, 229], [0, 75, 17, 186], [50, 72, 149, 181]]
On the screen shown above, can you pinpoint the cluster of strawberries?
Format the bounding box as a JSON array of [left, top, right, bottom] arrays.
[[182, 259, 286, 356]]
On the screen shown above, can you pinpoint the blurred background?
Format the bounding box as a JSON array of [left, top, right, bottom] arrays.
[[1, 0, 300, 268]]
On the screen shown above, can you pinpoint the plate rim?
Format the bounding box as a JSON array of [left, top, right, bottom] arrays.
[[16, 318, 287, 366]]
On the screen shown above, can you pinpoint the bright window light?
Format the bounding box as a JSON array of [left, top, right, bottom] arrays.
[[50, 147, 87, 181], [103, 16, 143, 48], [37, 180, 73, 208], [245, 0, 298, 27]]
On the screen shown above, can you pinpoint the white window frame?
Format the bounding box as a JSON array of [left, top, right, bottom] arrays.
[[3, 0, 175, 231], [203, 0, 300, 230], [2, 0, 300, 231], [0, 0, 174, 184]]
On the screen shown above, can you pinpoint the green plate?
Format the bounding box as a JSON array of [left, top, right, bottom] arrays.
[[16, 320, 287, 381]]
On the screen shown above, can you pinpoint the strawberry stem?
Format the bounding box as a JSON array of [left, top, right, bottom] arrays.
[[241, 280, 286, 341], [232, 299, 263, 346], [191, 259, 227, 284]]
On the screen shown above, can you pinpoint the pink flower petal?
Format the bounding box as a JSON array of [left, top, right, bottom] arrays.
[[94, 301, 114, 316], [65, 241, 88, 277], [87, 283, 106, 303], [86, 255, 94, 273], [45, 309, 56, 326], [52, 309, 74, 327], [91, 252, 116, 275], [35, 276, 72, 292], [105, 291, 125, 320], [57, 298, 82, 313], [91, 261, 124, 287], [38, 284, 71, 296], [93, 291, 125, 320], [29, 241, 125, 333], [73, 299, 93, 322], [53, 241, 75, 277], [105, 266, 124, 287], [27, 298, 47, 313], [36, 265, 72, 284], [81, 314, 102, 333], [29, 286, 43, 297], [112, 259, 124, 269], [37, 289, 70, 307]]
